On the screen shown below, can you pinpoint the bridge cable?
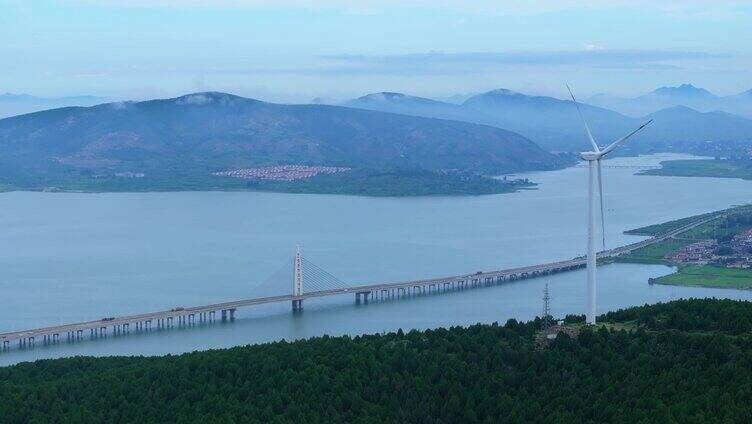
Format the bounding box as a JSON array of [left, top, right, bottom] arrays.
[[301, 257, 350, 292]]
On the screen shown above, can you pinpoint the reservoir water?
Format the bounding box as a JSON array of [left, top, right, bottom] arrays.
[[1, 153, 751, 366]]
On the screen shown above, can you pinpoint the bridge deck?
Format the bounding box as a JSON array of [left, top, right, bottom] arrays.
[[0, 213, 721, 346]]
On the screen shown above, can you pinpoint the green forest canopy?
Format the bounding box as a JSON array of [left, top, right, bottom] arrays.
[[2, 298, 752, 423]]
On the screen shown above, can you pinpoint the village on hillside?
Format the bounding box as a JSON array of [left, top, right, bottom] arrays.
[[666, 228, 752, 268]]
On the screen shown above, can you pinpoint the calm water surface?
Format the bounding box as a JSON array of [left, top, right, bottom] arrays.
[[1, 154, 751, 365]]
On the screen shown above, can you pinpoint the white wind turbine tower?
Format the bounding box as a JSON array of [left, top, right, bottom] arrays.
[[567, 85, 652, 325]]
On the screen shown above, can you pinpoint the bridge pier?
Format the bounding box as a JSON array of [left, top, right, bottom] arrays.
[[355, 291, 371, 304], [292, 299, 303, 312]]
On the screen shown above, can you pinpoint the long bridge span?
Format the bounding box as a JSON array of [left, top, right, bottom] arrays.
[[0, 212, 721, 351]]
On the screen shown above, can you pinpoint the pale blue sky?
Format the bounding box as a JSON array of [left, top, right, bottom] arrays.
[[1, 0, 750, 102]]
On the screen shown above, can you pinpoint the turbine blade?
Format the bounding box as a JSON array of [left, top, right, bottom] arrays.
[[566, 84, 599, 152], [597, 159, 605, 251], [600, 119, 653, 156]]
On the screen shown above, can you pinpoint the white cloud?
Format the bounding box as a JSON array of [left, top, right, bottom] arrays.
[[176, 93, 213, 104], [65, 0, 751, 19], [584, 44, 605, 52], [109, 101, 133, 110], [314, 50, 726, 76]]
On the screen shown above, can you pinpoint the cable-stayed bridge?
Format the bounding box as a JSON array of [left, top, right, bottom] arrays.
[[0, 213, 721, 351]]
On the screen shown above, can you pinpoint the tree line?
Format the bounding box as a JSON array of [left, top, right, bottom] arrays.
[[1, 298, 752, 423]]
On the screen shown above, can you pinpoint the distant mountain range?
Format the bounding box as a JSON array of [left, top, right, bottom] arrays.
[[346, 87, 752, 152], [586, 84, 752, 118], [0, 92, 567, 191], [3, 85, 751, 193], [0, 93, 109, 119]]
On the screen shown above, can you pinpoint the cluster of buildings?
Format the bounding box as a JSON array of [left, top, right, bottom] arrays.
[[213, 165, 351, 182], [114, 172, 145, 178], [666, 240, 717, 264], [724, 229, 752, 268], [666, 229, 752, 268], [92, 172, 145, 178]]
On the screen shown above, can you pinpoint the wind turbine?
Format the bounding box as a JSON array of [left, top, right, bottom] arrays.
[[567, 85, 652, 325]]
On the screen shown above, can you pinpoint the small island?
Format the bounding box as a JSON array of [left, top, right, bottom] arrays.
[[640, 157, 752, 180]]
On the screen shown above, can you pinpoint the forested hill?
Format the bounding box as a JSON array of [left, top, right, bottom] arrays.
[[2, 298, 752, 423], [0, 92, 567, 194]]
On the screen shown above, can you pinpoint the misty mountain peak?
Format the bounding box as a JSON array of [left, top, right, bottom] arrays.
[[484, 88, 522, 97], [358, 92, 408, 101], [651, 84, 715, 98], [0, 93, 35, 100], [362, 91, 408, 100], [349, 92, 451, 108], [462, 89, 529, 107], [172, 92, 247, 106], [650, 104, 699, 116]]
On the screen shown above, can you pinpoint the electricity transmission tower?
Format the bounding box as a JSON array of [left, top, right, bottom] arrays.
[[542, 284, 552, 331]]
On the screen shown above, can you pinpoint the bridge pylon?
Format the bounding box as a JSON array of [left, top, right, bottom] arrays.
[[292, 246, 304, 311]]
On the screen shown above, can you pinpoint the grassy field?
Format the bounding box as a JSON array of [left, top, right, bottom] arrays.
[[654, 265, 752, 289], [625, 211, 720, 236], [641, 159, 752, 180], [616, 238, 690, 264]]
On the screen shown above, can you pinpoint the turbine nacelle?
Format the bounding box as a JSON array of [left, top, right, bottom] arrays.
[[580, 152, 601, 161]]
